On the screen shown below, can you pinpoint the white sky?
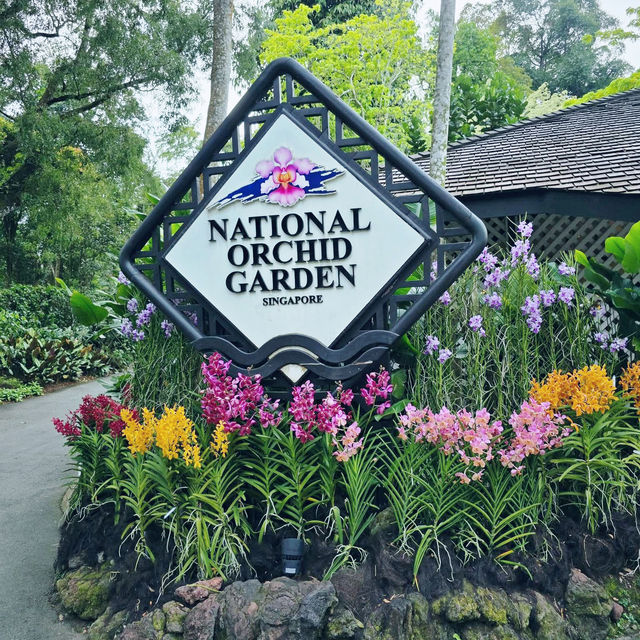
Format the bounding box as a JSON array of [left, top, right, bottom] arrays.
[[144, 0, 640, 177]]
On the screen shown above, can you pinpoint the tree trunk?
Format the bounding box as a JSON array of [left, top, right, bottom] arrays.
[[429, 0, 456, 187], [204, 0, 234, 143]]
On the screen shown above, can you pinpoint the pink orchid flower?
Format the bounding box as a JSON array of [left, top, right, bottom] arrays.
[[255, 147, 315, 207]]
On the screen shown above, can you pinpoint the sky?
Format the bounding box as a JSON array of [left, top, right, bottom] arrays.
[[144, 0, 640, 177]]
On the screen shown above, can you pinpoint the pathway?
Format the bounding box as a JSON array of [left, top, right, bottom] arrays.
[[0, 380, 109, 640]]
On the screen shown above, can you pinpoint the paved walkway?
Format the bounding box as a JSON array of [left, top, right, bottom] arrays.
[[0, 380, 109, 640]]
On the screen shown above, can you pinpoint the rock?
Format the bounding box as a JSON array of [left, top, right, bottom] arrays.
[[458, 623, 521, 640], [183, 594, 220, 640], [432, 581, 481, 623], [325, 605, 364, 639], [427, 583, 531, 640], [68, 553, 87, 570], [88, 607, 129, 640], [56, 564, 114, 620], [175, 577, 224, 606], [529, 591, 569, 640], [405, 592, 449, 640], [565, 569, 612, 640], [297, 580, 338, 634], [162, 600, 189, 634], [118, 615, 158, 640], [364, 596, 413, 640], [216, 578, 262, 639], [507, 594, 532, 632], [330, 557, 383, 619], [369, 509, 413, 589], [151, 609, 166, 633], [610, 601, 624, 622], [213, 577, 336, 640], [474, 586, 510, 625]]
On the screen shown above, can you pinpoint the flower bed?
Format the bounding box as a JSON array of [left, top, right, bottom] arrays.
[[53, 225, 640, 637]]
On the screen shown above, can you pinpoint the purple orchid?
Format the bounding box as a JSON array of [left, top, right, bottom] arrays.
[[255, 147, 315, 207]]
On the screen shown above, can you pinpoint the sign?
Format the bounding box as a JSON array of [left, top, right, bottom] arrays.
[[164, 110, 430, 350], [120, 58, 486, 382]]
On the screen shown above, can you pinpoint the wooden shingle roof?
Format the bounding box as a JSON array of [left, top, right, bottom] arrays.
[[413, 88, 640, 198]]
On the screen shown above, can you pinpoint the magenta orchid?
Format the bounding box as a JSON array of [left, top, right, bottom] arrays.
[[255, 147, 315, 207], [201, 352, 281, 435]]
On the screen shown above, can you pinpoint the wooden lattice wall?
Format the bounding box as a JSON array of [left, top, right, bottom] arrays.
[[484, 214, 634, 274]]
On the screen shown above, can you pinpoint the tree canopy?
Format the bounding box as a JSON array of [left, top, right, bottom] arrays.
[[260, 4, 434, 153], [449, 21, 531, 140], [0, 0, 208, 285], [460, 0, 632, 96]]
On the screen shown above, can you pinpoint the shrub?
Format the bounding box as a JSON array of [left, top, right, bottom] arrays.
[[0, 284, 73, 328], [0, 379, 43, 402], [0, 311, 113, 385]]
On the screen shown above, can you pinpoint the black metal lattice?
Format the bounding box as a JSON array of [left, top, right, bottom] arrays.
[[120, 58, 486, 381]]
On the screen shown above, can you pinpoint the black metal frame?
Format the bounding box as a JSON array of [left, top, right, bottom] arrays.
[[120, 57, 487, 381]]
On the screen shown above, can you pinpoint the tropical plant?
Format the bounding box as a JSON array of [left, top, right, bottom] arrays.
[[575, 220, 640, 352]]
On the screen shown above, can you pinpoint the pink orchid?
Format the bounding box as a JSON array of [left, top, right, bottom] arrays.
[[255, 147, 315, 207]]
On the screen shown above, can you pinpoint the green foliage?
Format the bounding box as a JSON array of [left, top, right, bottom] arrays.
[[404, 114, 429, 154], [549, 399, 640, 534], [605, 573, 640, 638], [260, 4, 433, 153], [564, 70, 640, 107], [68, 292, 110, 326], [0, 0, 208, 286], [575, 221, 640, 351], [461, 0, 632, 96], [128, 315, 204, 416], [234, 0, 380, 86], [0, 309, 114, 385], [522, 82, 569, 118], [449, 21, 529, 140], [461, 464, 541, 564], [0, 284, 73, 328], [0, 378, 43, 403], [412, 252, 606, 417], [177, 451, 251, 581]]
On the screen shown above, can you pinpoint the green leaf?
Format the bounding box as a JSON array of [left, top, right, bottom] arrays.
[[604, 236, 626, 263], [621, 239, 640, 274], [625, 220, 640, 254], [391, 369, 407, 398], [574, 250, 590, 267], [69, 292, 109, 326], [583, 266, 610, 290], [55, 277, 72, 296]]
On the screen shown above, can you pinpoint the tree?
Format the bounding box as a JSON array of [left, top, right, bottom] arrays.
[[0, 0, 208, 284], [448, 21, 530, 140], [234, 0, 380, 86], [460, 0, 632, 96], [260, 4, 434, 152], [205, 0, 234, 141], [430, 0, 456, 185], [564, 70, 640, 106], [522, 82, 568, 117]]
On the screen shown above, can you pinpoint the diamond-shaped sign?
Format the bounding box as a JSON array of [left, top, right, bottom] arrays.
[[120, 57, 487, 381], [164, 109, 433, 349]]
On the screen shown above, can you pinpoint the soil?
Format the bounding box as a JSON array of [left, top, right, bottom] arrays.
[[55, 503, 640, 621]]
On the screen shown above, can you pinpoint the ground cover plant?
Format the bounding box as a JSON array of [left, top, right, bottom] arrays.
[[54, 225, 640, 603], [0, 280, 132, 395]]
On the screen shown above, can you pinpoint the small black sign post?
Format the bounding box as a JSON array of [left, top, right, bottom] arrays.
[[120, 57, 486, 383]]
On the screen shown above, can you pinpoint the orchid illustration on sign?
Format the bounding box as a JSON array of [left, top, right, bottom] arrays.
[[216, 146, 343, 208]]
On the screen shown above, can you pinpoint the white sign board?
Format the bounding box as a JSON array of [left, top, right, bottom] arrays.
[[164, 111, 427, 349]]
